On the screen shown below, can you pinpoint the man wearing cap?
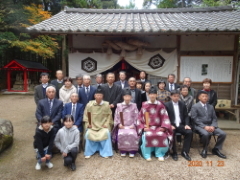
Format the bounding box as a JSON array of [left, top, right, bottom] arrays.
[[191, 91, 226, 159], [112, 88, 139, 158], [137, 86, 173, 161], [165, 90, 192, 161], [83, 86, 113, 159]]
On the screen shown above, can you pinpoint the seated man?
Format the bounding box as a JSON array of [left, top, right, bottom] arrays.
[[62, 93, 84, 152], [191, 91, 226, 159], [83, 86, 113, 159], [137, 86, 173, 161], [112, 88, 139, 158], [165, 90, 192, 161]]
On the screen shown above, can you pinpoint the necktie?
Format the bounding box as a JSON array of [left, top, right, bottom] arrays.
[[204, 104, 207, 113], [49, 99, 52, 114], [170, 84, 173, 91], [72, 104, 76, 120], [86, 87, 89, 98]]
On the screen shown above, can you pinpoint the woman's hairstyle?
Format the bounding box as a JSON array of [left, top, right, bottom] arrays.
[[157, 80, 166, 88], [63, 77, 73, 83], [143, 82, 151, 91], [63, 115, 74, 122], [165, 96, 171, 102], [40, 116, 52, 124], [202, 78, 212, 84], [180, 85, 189, 91]]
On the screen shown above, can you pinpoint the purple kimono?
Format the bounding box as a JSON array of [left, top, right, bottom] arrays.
[[137, 100, 173, 147], [112, 102, 139, 152]]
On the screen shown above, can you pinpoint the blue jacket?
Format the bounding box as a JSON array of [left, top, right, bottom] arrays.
[[62, 102, 84, 132], [78, 85, 96, 107]]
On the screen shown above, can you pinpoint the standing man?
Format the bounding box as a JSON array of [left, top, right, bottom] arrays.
[[75, 74, 83, 93], [114, 71, 129, 89], [93, 74, 103, 89], [36, 86, 63, 133], [165, 90, 192, 161], [137, 86, 173, 161], [83, 87, 113, 159], [124, 77, 142, 110], [78, 75, 96, 108], [102, 72, 122, 118], [182, 77, 197, 98], [34, 72, 54, 105], [62, 93, 84, 152], [50, 70, 64, 99], [165, 74, 180, 92], [191, 91, 226, 159], [138, 71, 151, 84]]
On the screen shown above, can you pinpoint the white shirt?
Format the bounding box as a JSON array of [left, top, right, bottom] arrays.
[[42, 83, 48, 88], [72, 103, 77, 109], [169, 83, 175, 91], [120, 81, 125, 89], [57, 79, 63, 83], [200, 101, 207, 111], [172, 101, 181, 127], [141, 79, 145, 82]]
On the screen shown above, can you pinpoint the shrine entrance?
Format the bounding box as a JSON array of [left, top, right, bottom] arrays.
[[101, 59, 141, 82]]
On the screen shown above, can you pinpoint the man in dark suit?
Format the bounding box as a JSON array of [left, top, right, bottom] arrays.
[[138, 70, 151, 84], [78, 75, 96, 107], [165, 74, 180, 92], [93, 74, 103, 89], [36, 86, 63, 133], [123, 77, 142, 110], [165, 90, 192, 161], [50, 70, 64, 99], [102, 72, 122, 118], [34, 72, 54, 105], [191, 91, 226, 159], [75, 74, 84, 93], [114, 71, 129, 89], [62, 92, 84, 152]]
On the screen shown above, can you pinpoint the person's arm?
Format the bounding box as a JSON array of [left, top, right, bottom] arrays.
[[136, 104, 146, 135], [54, 131, 63, 152], [83, 103, 90, 129], [191, 105, 205, 128], [132, 104, 139, 128], [35, 102, 43, 122], [114, 104, 121, 127], [104, 102, 113, 128], [211, 90, 218, 108], [46, 129, 55, 155], [74, 105, 84, 128], [62, 104, 67, 119], [112, 86, 122, 106], [64, 130, 80, 153], [183, 104, 190, 126], [210, 106, 218, 128], [52, 102, 63, 124], [34, 131, 45, 157], [59, 88, 64, 103], [34, 86, 39, 105], [159, 106, 173, 134]]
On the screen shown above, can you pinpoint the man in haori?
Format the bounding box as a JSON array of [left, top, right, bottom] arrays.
[[112, 88, 139, 158], [83, 86, 113, 159], [137, 86, 173, 161]]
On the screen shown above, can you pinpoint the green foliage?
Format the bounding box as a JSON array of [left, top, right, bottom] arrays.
[[157, 0, 177, 8], [124, 0, 137, 9]]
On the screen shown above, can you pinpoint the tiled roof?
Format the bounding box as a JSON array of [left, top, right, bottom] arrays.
[[27, 6, 240, 34]]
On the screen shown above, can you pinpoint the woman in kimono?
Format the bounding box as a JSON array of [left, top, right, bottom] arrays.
[[137, 86, 173, 161], [112, 88, 139, 158]]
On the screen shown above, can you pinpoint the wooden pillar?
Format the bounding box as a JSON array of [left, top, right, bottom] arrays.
[[62, 35, 67, 76], [23, 70, 28, 92], [233, 35, 240, 105], [176, 35, 181, 83], [7, 70, 11, 91]]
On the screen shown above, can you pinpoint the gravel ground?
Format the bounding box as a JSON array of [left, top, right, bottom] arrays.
[[0, 94, 240, 180]]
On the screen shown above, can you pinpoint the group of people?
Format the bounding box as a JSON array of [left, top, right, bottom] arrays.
[[33, 70, 226, 171]]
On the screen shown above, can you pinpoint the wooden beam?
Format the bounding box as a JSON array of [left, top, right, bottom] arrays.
[[177, 35, 181, 83]]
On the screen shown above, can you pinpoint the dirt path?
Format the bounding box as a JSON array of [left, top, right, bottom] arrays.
[[0, 94, 239, 180]]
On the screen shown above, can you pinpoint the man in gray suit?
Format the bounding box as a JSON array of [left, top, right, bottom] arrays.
[[34, 72, 54, 105], [191, 91, 226, 159]]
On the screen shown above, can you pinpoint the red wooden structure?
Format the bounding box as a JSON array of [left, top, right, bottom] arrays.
[[1, 59, 50, 92]]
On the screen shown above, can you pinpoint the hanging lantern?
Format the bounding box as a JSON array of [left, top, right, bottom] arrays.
[[121, 59, 126, 70]]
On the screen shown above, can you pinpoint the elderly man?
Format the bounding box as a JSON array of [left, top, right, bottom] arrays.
[[83, 86, 113, 159], [114, 71, 129, 89], [93, 74, 103, 89], [78, 75, 96, 108], [36, 86, 63, 132], [50, 70, 64, 99], [62, 93, 84, 152], [102, 72, 122, 118], [75, 74, 83, 93], [182, 77, 197, 98], [191, 91, 226, 159]]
